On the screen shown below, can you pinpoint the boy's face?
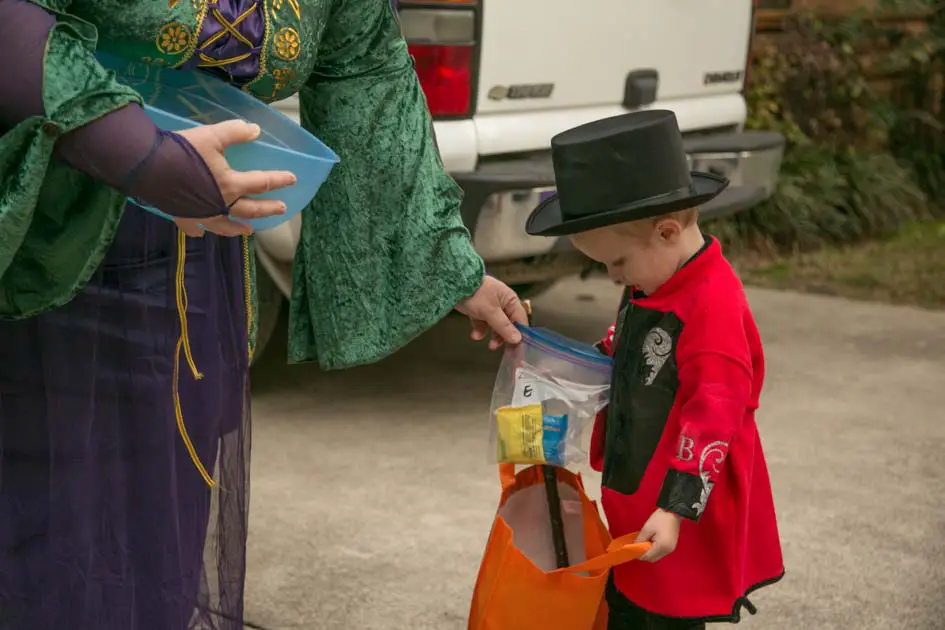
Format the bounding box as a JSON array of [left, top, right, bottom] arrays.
[[569, 219, 688, 294]]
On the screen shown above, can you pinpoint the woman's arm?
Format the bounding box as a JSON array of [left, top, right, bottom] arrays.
[[0, 0, 225, 218], [288, 0, 486, 369]]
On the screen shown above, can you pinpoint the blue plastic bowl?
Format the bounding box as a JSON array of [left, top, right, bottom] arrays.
[[96, 52, 340, 231]]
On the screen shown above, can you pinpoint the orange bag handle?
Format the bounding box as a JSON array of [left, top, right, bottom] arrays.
[[497, 465, 651, 573], [556, 531, 651, 574]]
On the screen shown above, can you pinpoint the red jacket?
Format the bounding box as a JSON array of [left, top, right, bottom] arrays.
[[591, 238, 783, 621]]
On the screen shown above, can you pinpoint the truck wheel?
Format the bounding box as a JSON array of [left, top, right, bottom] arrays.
[[251, 267, 284, 366]]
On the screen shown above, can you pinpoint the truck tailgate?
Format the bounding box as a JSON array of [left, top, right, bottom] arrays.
[[476, 0, 753, 114]]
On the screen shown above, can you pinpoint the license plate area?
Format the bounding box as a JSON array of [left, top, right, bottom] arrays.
[[537, 188, 557, 205], [473, 187, 560, 262]]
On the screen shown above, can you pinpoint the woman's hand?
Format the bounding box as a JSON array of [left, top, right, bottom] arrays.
[[636, 509, 682, 562], [455, 276, 530, 349], [173, 120, 297, 237]]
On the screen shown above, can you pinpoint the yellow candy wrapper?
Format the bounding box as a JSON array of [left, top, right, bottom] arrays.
[[495, 404, 547, 465]]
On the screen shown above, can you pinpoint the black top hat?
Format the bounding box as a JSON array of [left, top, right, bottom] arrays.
[[525, 110, 729, 237]]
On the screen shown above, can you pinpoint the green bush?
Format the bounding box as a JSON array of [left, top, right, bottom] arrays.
[[884, 3, 945, 200], [710, 147, 929, 253], [745, 13, 883, 151], [720, 5, 943, 254]]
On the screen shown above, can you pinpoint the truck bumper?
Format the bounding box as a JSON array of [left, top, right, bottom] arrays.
[[254, 126, 786, 296], [686, 130, 785, 221], [453, 130, 786, 266]]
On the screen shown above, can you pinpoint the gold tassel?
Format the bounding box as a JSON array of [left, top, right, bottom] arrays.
[[174, 230, 216, 489], [242, 235, 254, 363]]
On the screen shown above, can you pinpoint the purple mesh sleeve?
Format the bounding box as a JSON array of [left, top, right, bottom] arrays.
[[0, 0, 226, 219], [58, 108, 228, 218]]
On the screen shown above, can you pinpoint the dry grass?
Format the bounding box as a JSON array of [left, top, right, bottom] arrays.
[[729, 220, 945, 310]]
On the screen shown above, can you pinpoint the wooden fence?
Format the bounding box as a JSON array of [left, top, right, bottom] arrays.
[[752, 3, 937, 94], [754, 5, 932, 47]]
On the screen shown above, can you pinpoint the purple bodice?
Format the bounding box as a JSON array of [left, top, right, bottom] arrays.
[[180, 0, 266, 86]]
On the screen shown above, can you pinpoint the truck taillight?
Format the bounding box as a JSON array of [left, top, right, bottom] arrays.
[[407, 44, 473, 116], [397, 3, 478, 118]]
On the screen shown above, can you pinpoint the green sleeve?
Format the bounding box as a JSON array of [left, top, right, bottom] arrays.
[[287, 0, 485, 369], [0, 0, 140, 319]]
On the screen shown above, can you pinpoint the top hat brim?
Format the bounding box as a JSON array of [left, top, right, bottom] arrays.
[[525, 171, 729, 237]]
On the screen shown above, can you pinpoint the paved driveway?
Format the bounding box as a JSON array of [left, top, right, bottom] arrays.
[[245, 278, 945, 630]]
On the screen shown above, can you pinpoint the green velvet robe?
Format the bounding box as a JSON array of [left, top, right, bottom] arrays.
[[0, 0, 485, 370]]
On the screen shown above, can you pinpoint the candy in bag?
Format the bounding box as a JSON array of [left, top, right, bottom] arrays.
[[488, 325, 613, 466]]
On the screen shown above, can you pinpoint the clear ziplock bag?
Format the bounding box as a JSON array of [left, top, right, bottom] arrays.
[[489, 325, 613, 466]]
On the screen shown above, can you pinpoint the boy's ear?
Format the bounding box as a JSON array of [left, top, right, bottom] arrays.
[[655, 218, 683, 242]]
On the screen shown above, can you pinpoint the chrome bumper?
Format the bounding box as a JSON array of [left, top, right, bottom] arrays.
[[455, 130, 786, 262], [686, 130, 785, 221]]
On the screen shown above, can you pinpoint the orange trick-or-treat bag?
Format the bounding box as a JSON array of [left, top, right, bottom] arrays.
[[468, 464, 651, 630]]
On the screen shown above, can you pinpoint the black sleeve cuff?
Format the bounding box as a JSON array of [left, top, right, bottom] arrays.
[[656, 469, 709, 522]]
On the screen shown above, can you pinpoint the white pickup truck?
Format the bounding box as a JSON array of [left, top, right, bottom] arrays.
[[253, 0, 785, 361]]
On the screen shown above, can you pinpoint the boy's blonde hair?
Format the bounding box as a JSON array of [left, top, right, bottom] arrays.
[[614, 207, 699, 239]]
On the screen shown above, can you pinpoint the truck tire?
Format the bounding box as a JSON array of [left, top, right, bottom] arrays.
[[251, 266, 284, 366]]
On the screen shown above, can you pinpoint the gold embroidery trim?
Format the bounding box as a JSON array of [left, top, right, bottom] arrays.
[[272, 26, 300, 62], [242, 0, 273, 93], [198, 51, 255, 68], [199, 4, 259, 49], [270, 67, 297, 99], [175, 0, 211, 68], [156, 22, 194, 56], [271, 0, 300, 21]]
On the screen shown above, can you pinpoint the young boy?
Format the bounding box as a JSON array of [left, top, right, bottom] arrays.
[[525, 110, 784, 629]]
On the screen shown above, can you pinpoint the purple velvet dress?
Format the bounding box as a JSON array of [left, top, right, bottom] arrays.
[[0, 2, 265, 628]]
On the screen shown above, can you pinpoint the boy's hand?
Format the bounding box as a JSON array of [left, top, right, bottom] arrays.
[[635, 509, 682, 562]]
